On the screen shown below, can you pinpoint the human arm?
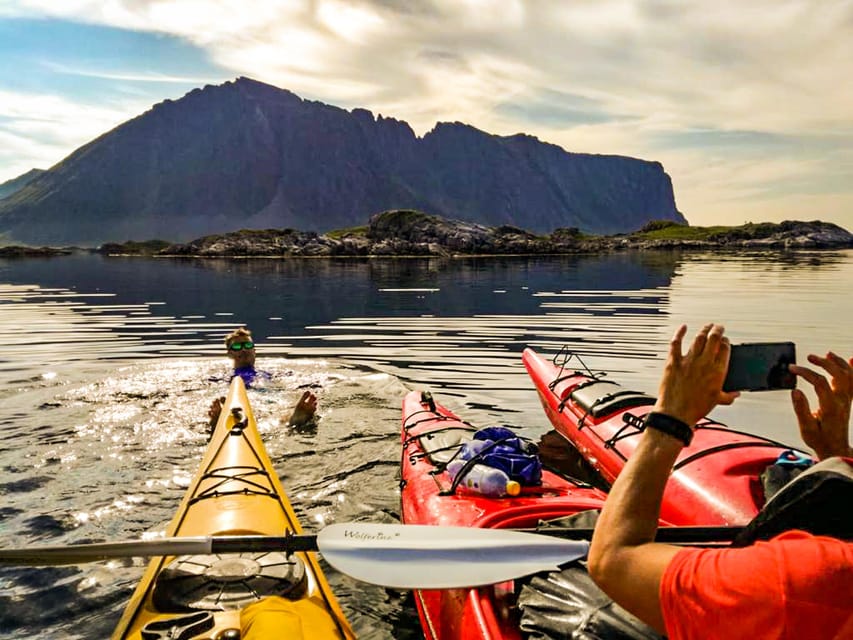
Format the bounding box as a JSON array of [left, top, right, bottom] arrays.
[[587, 324, 740, 632], [789, 352, 853, 459]]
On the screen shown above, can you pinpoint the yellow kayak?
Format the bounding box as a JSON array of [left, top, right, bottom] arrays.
[[111, 376, 355, 640]]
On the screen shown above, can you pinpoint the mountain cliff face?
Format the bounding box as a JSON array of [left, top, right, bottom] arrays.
[[0, 78, 685, 246]]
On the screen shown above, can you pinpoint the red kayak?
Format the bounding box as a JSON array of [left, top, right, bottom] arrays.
[[400, 389, 614, 640], [523, 347, 808, 526]]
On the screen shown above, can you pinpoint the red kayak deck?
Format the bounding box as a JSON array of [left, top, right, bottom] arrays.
[[400, 390, 610, 640], [523, 347, 809, 526]]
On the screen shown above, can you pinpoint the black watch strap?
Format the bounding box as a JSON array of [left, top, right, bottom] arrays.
[[644, 412, 694, 446]]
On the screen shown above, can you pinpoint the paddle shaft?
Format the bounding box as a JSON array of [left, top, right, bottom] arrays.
[[211, 534, 317, 554], [0, 534, 319, 566]]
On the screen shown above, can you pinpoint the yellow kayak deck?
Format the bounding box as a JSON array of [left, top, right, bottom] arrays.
[[112, 377, 355, 639]]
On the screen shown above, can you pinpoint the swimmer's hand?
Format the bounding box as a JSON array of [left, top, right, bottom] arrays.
[[287, 390, 318, 427], [208, 396, 226, 429]]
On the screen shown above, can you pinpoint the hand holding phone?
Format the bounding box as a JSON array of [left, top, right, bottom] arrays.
[[723, 342, 797, 392]]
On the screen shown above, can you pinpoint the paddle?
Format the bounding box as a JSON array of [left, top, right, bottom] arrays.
[[0, 522, 741, 589], [0, 523, 588, 589]]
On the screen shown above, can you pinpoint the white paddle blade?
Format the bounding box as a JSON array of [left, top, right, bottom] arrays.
[[318, 523, 589, 589]]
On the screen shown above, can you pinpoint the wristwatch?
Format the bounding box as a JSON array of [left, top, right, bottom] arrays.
[[643, 411, 694, 446]]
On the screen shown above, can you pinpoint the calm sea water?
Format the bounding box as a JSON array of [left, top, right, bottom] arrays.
[[0, 249, 851, 638]]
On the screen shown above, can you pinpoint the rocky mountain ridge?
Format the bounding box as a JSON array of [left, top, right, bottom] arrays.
[[0, 77, 684, 246]]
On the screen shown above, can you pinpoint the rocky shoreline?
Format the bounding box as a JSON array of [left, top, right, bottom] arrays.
[[0, 245, 71, 257], [151, 211, 853, 258], [2, 211, 851, 258]]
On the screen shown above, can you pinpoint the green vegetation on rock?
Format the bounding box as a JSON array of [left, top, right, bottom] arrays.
[[326, 225, 368, 239], [632, 220, 729, 240]]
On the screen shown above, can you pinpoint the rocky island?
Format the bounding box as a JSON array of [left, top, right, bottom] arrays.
[[99, 211, 852, 258], [0, 245, 72, 257]]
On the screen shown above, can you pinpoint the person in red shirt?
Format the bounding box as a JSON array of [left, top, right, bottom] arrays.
[[587, 324, 852, 639]]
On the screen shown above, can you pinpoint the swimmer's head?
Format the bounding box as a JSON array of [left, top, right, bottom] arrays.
[[225, 327, 256, 368]]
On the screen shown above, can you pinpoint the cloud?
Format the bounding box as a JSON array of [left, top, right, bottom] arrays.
[[316, 0, 385, 44], [645, 140, 853, 226], [0, 88, 146, 178], [6, 0, 851, 134], [40, 60, 221, 84], [494, 90, 624, 128], [1, 0, 851, 226]]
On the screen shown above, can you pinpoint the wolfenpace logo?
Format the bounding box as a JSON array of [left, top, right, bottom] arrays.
[[340, 528, 400, 542]]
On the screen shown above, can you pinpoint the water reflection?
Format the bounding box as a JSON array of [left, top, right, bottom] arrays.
[[0, 249, 851, 638], [685, 249, 849, 269], [2, 252, 679, 330]]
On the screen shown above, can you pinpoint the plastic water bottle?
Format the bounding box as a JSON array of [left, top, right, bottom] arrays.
[[446, 459, 521, 497]]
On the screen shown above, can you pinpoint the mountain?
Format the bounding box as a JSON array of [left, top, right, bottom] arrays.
[[0, 77, 686, 246], [0, 169, 45, 200]]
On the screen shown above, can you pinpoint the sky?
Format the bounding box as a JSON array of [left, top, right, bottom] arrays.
[[0, 1, 851, 229]]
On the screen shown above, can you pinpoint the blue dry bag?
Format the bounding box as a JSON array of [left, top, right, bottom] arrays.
[[461, 426, 542, 486]]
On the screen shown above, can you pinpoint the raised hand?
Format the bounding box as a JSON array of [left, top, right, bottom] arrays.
[[789, 352, 853, 460], [287, 390, 318, 427], [208, 396, 226, 428], [654, 324, 740, 426]]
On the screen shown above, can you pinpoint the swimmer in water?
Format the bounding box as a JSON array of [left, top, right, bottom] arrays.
[[208, 327, 317, 429]]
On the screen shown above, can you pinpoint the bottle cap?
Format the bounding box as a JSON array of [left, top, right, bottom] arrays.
[[505, 481, 521, 497]]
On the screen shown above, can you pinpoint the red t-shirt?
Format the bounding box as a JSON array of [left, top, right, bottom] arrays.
[[660, 530, 853, 639]]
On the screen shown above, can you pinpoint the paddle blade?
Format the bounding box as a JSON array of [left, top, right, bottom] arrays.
[[0, 537, 214, 566], [318, 523, 589, 589]]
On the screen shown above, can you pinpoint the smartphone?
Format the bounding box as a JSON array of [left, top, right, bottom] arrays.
[[723, 342, 796, 392]]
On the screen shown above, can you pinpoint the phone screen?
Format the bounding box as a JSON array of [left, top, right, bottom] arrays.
[[723, 342, 796, 392]]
